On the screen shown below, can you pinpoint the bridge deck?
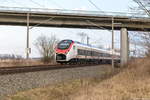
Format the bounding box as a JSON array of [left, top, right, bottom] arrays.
[[0, 6, 149, 31]]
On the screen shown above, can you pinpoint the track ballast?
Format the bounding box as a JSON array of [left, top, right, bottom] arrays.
[[0, 64, 102, 75]]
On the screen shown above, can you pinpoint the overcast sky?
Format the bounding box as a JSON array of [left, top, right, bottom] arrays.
[[0, 0, 137, 58]]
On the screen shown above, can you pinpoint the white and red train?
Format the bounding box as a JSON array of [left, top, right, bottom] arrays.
[[55, 39, 120, 64]]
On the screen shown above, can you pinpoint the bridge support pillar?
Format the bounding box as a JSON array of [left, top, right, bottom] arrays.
[[120, 28, 129, 66]]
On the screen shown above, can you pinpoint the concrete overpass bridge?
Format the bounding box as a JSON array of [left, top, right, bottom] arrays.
[[0, 6, 149, 31], [0, 6, 150, 65]]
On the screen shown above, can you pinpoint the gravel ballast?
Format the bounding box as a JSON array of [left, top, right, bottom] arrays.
[[0, 65, 112, 98]]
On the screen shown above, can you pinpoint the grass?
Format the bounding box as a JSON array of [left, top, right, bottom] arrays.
[[6, 80, 96, 100], [72, 58, 150, 100], [10, 96, 31, 100], [5, 66, 116, 100], [0, 59, 55, 67], [6, 58, 150, 100]]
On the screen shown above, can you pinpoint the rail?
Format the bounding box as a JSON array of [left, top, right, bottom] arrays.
[[0, 64, 103, 75], [0, 6, 148, 18]]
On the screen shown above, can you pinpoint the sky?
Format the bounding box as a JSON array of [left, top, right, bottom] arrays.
[[0, 0, 138, 58]]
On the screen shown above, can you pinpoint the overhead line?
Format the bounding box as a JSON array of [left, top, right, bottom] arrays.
[[88, 0, 104, 13], [29, 17, 55, 29], [29, 0, 65, 28], [87, 0, 112, 33], [11, 0, 27, 7], [28, 0, 62, 28], [30, 0, 45, 8], [86, 20, 111, 32], [49, 0, 64, 9]]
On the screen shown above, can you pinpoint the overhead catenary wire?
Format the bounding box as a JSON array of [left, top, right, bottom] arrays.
[[49, 0, 64, 9], [86, 20, 112, 32], [87, 0, 112, 33], [88, 0, 104, 13], [29, 17, 55, 29], [11, 0, 27, 7], [31, 0, 64, 9], [87, 0, 117, 42], [28, 0, 65, 29], [87, 0, 109, 45], [26, 0, 81, 48], [30, 0, 45, 8], [87, 0, 117, 68], [28, 0, 118, 37], [85, 20, 120, 48]]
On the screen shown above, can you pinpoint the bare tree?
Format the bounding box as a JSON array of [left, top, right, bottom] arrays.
[[131, 0, 150, 16], [129, 0, 150, 57], [34, 35, 59, 63], [130, 32, 150, 56]]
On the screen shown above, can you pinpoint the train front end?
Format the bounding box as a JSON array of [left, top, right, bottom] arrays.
[[55, 40, 74, 63]]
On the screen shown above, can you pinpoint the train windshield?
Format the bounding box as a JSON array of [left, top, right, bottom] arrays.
[[57, 40, 73, 50]]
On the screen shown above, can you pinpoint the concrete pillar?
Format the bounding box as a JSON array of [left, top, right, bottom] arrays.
[[120, 28, 129, 66]]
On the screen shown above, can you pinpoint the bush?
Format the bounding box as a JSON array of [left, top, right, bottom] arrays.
[[34, 34, 59, 63]]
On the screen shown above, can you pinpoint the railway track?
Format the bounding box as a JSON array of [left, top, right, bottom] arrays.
[[0, 64, 101, 75]]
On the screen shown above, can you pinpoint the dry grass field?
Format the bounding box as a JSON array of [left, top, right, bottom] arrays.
[[0, 59, 54, 67], [6, 58, 150, 100], [72, 58, 150, 100]]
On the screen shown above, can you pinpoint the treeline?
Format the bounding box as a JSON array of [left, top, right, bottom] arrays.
[[0, 54, 23, 59]]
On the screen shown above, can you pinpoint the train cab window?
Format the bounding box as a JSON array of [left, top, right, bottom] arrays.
[[57, 40, 72, 50]]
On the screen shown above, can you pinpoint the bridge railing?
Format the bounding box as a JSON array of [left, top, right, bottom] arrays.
[[0, 6, 148, 18]]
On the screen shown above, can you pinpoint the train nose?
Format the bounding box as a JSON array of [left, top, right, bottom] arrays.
[[56, 54, 66, 60]]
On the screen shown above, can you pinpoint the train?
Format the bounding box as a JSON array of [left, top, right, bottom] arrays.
[[55, 39, 120, 64]]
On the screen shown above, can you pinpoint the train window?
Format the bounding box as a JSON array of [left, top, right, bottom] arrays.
[[95, 52, 98, 56], [103, 53, 111, 57], [57, 40, 72, 50], [84, 50, 88, 55], [100, 53, 104, 57], [78, 49, 85, 55], [77, 49, 81, 55], [91, 51, 92, 56], [103, 53, 107, 57], [87, 51, 91, 56], [92, 51, 98, 56], [98, 53, 100, 56], [95, 52, 99, 56], [93, 52, 95, 56], [78, 49, 92, 56]]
